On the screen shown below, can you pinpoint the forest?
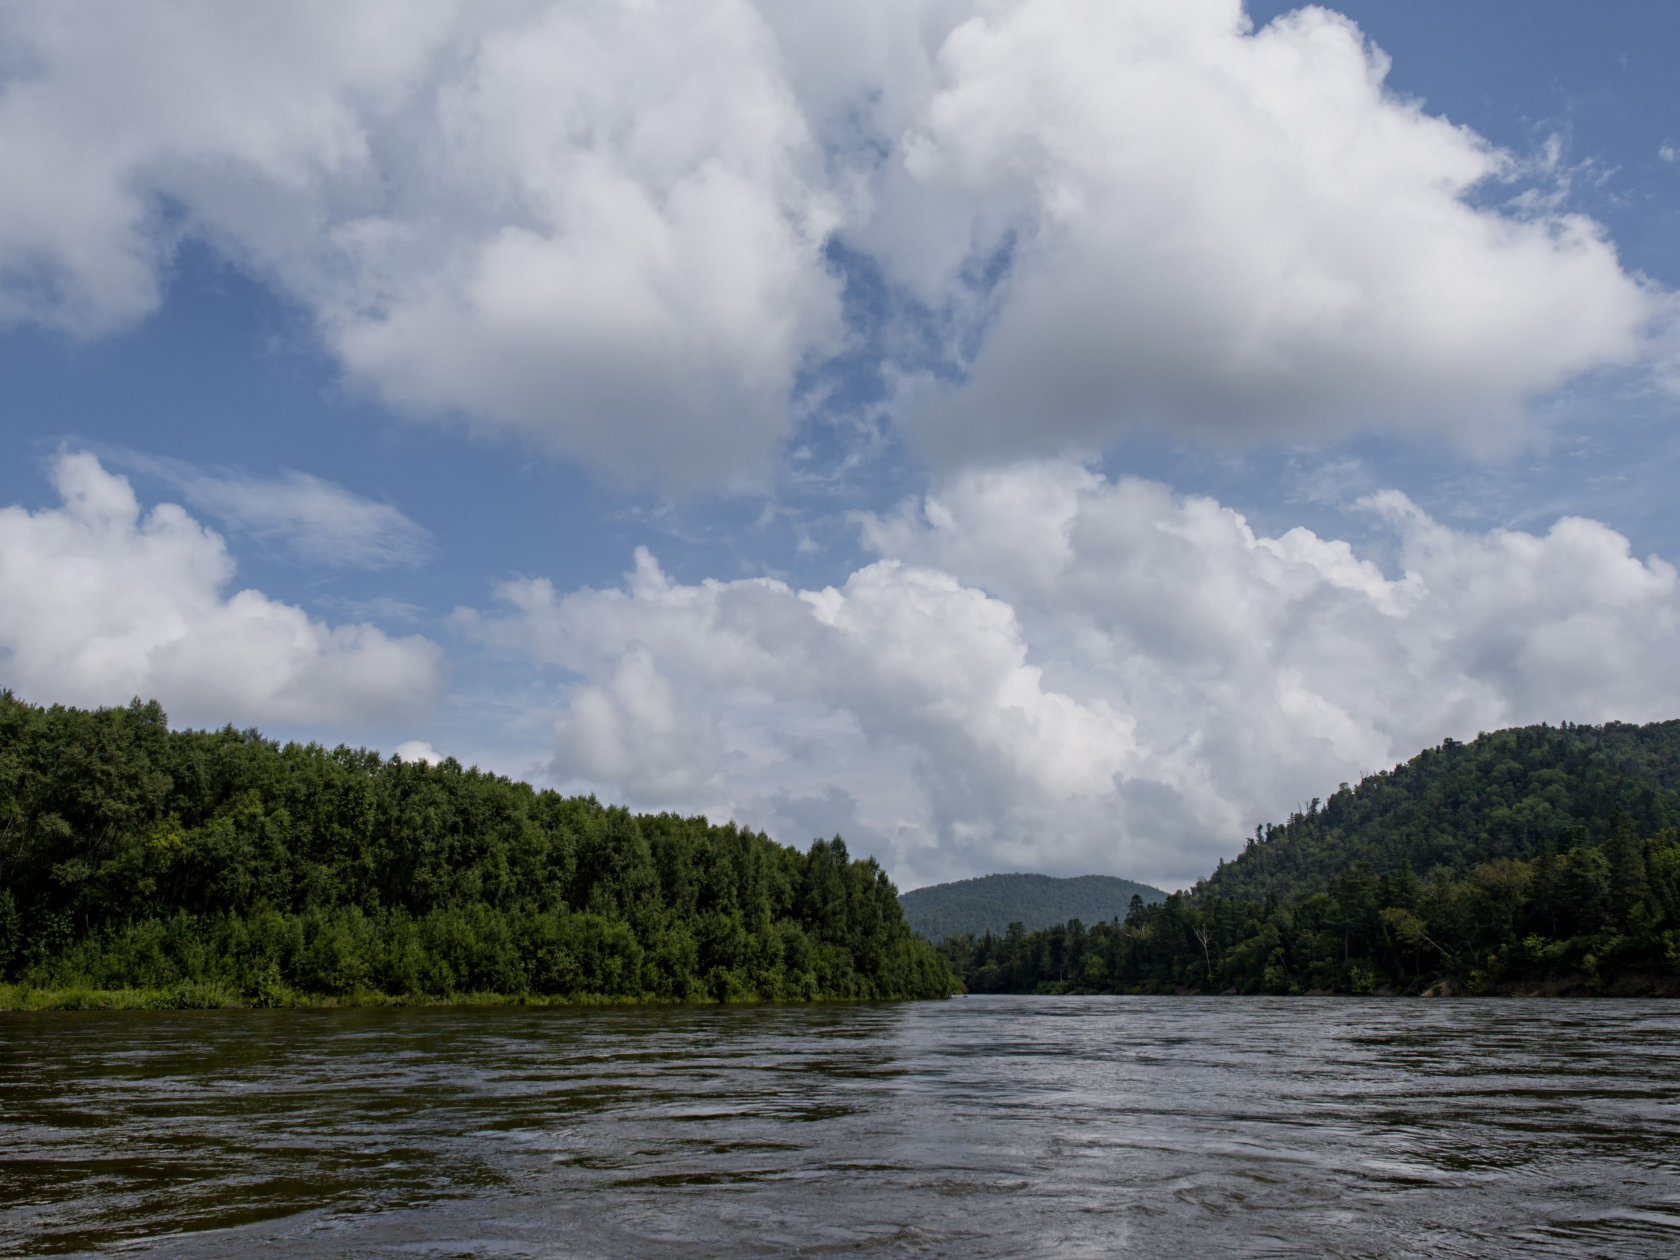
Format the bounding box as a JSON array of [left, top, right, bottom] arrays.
[[9, 691, 1680, 1006], [0, 692, 953, 1007], [940, 722, 1680, 996]]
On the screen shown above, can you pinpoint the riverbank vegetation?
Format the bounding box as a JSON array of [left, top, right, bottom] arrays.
[[940, 722, 1680, 996], [0, 692, 954, 1009]]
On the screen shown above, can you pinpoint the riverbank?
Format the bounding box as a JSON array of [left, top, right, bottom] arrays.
[[0, 983, 956, 1012], [0, 983, 632, 1011]]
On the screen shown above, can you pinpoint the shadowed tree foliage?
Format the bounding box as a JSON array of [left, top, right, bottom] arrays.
[[0, 692, 953, 1005], [939, 722, 1680, 997]]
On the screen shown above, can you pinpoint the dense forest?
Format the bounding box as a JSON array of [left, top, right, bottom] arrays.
[[11, 693, 1679, 1006], [941, 722, 1680, 996], [899, 873, 1166, 941], [0, 692, 953, 1007]]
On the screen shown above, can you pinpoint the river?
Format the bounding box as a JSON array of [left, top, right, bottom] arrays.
[[4, 995, 1679, 1257]]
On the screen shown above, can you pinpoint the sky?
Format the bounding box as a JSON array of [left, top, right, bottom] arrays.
[[2, 1, 1679, 893]]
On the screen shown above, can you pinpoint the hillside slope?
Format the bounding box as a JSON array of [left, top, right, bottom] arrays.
[[941, 720, 1680, 996], [900, 873, 1167, 941], [1198, 721, 1680, 903]]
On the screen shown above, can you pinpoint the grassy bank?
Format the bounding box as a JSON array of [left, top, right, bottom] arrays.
[[0, 982, 944, 1012]]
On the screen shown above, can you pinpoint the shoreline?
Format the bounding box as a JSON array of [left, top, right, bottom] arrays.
[[9, 980, 1678, 1010], [0, 983, 952, 1012]]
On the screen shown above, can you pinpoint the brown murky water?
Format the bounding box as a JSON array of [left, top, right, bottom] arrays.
[[3, 995, 1679, 1257]]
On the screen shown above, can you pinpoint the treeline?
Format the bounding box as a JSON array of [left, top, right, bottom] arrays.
[[0, 692, 952, 1005], [942, 722, 1680, 996]]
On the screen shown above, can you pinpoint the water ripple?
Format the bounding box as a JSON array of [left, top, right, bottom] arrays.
[[3, 997, 1679, 1257]]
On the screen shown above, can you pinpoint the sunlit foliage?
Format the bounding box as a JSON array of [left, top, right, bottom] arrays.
[[0, 692, 953, 1005]]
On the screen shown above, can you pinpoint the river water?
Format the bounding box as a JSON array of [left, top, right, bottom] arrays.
[[3, 995, 1679, 1257]]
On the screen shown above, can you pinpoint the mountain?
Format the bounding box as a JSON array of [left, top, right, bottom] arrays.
[[1197, 720, 1680, 904], [899, 873, 1168, 941], [940, 720, 1680, 996]]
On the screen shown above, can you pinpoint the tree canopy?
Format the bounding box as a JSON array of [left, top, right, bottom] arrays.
[[940, 722, 1680, 997], [0, 692, 952, 1006]]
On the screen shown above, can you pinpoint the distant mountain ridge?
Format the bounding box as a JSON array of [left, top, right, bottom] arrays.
[[899, 873, 1168, 941]]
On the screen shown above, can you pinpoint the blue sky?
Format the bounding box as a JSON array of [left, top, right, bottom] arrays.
[[2, 1, 1678, 890]]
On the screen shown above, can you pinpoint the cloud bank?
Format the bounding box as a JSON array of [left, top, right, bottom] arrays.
[[0, 1, 841, 488], [0, 1, 1661, 483], [459, 461, 1680, 890], [0, 453, 442, 728], [869, 1, 1654, 460]]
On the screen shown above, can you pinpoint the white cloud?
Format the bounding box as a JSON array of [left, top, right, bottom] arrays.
[[0, 1, 842, 487], [0, 3, 456, 337], [1660, 141, 1678, 164], [0, 2, 1663, 484], [393, 740, 443, 765], [460, 460, 1680, 891], [863, 0, 1656, 460], [324, 2, 845, 488], [0, 453, 442, 728], [117, 454, 431, 569]]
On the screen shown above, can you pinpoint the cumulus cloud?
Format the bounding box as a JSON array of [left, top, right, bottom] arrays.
[[0, 3, 457, 336], [459, 461, 1680, 890], [0, 2, 1663, 483], [0, 1, 842, 486], [116, 453, 431, 569], [866, 0, 1655, 460], [393, 740, 444, 765], [0, 453, 442, 727]]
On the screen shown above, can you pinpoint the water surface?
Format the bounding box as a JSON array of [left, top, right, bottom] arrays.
[[4, 996, 1679, 1257]]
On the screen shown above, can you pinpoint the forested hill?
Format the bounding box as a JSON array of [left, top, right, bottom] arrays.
[[0, 692, 953, 1007], [941, 719, 1680, 997], [900, 873, 1166, 940], [1198, 721, 1680, 904]]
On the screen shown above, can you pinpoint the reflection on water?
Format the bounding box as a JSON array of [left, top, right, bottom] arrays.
[[3, 997, 1680, 1257]]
